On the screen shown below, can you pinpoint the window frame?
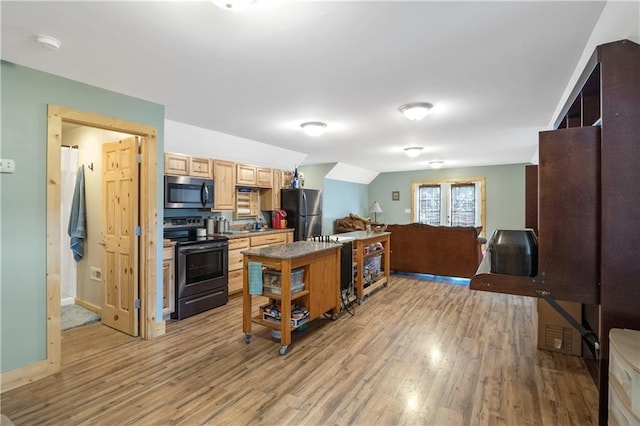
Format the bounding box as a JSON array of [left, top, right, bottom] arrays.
[[411, 176, 486, 237]]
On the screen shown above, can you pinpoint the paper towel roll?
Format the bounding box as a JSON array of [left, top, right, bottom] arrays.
[[237, 208, 251, 214]]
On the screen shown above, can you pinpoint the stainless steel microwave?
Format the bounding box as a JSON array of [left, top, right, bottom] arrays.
[[164, 175, 214, 209]]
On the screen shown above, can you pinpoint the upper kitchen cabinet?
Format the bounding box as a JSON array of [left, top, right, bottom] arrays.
[[260, 169, 282, 211], [236, 163, 257, 186], [164, 153, 190, 176], [256, 167, 273, 188], [164, 152, 211, 178], [189, 157, 212, 178], [281, 170, 293, 189], [212, 159, 235, 211], [236, 163, 273, 188]]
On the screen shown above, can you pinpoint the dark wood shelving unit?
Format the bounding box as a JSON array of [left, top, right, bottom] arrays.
[[471, 39, 640, 425]]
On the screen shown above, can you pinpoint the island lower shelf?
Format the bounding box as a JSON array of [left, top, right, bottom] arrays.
[[242, 241, 341, 355]]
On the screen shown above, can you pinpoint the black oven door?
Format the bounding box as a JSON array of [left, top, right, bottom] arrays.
[[176, 242, 228, 298]]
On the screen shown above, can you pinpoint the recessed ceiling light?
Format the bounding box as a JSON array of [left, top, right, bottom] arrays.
[[429, 160, 444, 169], [404, 147, 423, 158], [300, 122, 327, 137], [34, 34, 62, 51], [211, 0, 254, 12], [399, 102, 433, 121]]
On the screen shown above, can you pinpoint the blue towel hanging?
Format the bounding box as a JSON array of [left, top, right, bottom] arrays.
[[248, 262, 263, 295], [68, 165, 86, 262]]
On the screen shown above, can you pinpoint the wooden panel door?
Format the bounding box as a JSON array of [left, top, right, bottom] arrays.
[[213, 160, 235, 210], [538, 126, 600, 304], [256, 167, 273, 188], [101, 137, 139, 336]]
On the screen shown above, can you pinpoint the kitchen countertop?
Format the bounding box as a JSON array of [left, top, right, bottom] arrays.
[[242, 240, 339, 259], [332, 230, 391, 240], [209, 228, 294, 240]]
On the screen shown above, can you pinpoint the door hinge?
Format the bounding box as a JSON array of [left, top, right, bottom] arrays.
[[135, 226, 142, 236], [134, 299, 141, 309], [136, 154, 142, 164]]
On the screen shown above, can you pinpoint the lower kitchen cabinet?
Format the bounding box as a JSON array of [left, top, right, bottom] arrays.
[[228, 237, 250, 294], [162, 242, 176, 317], [227, 231, 293, 296]]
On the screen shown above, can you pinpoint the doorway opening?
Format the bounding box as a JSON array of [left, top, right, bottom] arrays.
[[46, 105, 162, 373]]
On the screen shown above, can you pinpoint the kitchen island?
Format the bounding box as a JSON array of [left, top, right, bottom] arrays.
[[335, 230, 391, 302], [242, 241, 341, 355]]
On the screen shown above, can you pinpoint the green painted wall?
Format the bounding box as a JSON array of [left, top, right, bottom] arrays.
[[369, 163, 527, 238], [0, 61, 165, 373]]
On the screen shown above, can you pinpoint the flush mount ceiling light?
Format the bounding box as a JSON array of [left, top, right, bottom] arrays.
[[34, 34, 62, 51], [300, 122, 327, 137], [429, 160, 444, 169], [399, 102, 433, 121], [212, 0, 254, 11], [404, 147, 423, 158]]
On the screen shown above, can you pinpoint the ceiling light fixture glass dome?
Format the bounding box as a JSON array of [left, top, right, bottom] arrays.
[[300, 121, 327, 137], [404, 147, 423, 158], [399, 102, 433, 121], [429, 160, 444, 169], [211, 0, 254, 12]]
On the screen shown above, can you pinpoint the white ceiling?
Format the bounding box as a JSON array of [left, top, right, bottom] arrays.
[[1, 1, 615, 173]]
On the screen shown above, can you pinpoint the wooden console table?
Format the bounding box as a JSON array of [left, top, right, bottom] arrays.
[[242, 241, 341, 355]]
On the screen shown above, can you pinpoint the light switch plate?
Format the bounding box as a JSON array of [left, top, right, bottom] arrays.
[[0, 158, 16, 173], [404, 208, 411, 214]]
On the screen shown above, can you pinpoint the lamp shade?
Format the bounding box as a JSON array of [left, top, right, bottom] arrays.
[[370, 201, 383, 214]]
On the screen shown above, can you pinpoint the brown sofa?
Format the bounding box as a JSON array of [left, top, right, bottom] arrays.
[[387, 223, 485, 278]]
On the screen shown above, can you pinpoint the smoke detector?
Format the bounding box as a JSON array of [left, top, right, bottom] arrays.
[[34, 34, 62, 51]]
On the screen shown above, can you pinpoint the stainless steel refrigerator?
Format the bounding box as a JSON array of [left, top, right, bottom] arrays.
[[280, 188, 322, 241]]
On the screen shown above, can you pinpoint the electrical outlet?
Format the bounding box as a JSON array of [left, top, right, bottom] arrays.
[[0, 158, 16, 173], [404, 208, 411, 214], [90, 267, 102, 282]]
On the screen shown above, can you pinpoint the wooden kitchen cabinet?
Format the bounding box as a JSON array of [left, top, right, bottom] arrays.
[[256, 167, 273, 188], [189, 157, 212, 178], [213, 159, 235, 211], [236, 163, 257, 186], [281, 170, 293, 188], [164, 153, 189, 176], [260, 169, 282, 211], [228, 237, 250, 295], [164, 152, 211, 178], [162, 242, 176, 317], [250, 232, 287, 249], [227, 231, 293, 296]]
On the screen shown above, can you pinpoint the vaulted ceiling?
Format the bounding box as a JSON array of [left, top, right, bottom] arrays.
[[1, 1, 621, 173]]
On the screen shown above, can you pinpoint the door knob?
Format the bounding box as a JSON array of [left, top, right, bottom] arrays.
[[99, 240, 107, 247]]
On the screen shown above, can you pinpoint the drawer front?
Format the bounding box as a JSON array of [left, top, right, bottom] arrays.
[[250, 233, 286, 247], [229, 249, 244, 271], [228, 269, 244, 294], [228, 237, 250, 251]]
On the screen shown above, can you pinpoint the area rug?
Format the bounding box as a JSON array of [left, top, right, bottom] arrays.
[[61, 304, 100, 331]]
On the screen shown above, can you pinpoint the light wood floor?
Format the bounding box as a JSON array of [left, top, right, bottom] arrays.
[[1, 274, 598, 425]]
